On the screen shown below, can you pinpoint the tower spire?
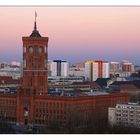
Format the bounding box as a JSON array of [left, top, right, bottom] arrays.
[[30, 11, 41, 37], [34, 11, 37, 30]]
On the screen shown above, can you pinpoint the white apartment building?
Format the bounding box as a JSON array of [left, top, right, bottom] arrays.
[[50, 61, 57, 76], [102, 62, 109, 78], [92, 62, 98, 81], [85, 60, 93, 81], [48, 60, 69, 77], [108, 102, 140, 128], [85, 60, 109, 81], [61, 62, 69, 77]]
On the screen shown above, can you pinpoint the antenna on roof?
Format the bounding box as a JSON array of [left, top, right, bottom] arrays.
[[34, 11, 37, 30], [35, 11, 37, 22]]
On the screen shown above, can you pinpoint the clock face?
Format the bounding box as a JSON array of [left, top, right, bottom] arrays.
[[29, 46, 33, 53]]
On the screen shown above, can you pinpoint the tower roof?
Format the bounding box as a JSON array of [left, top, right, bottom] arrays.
[[30, 12, 41, 37]]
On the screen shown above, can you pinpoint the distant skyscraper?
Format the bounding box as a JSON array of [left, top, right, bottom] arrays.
[[110, 60, 135, 78], [102, 61, 110, 78], [49, 60, 69, 77], [85, 60, 93, 81], [121, 60, 134, 77], [61, 61, 69, 77], [110, 61, 121, 73], [121, 60, 134, 73], [85, 60, 109, 81]]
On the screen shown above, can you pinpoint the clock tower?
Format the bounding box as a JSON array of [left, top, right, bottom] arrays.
[[22, 13, 49, 95], [17, 12, 49, 125]]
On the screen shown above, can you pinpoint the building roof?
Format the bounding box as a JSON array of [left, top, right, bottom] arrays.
[[53, 60, 66, 63], [29, 19, 41, 37], [84, 91, 109, 96], [130, 73, 140, 77], [30, 30, 41, 37], [117, 102, 139, 106], [111, 80, 140, 89], [95, 78, 111, 88], [111, 81, 130, 86], [0, 76, 20, 84], [72, 81, 101, 87], [120, 84, 140, 91]]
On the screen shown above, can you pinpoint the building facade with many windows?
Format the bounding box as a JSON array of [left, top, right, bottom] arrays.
[[85, 60, 109, 81], [48, 60, 69, 77], [108, 102, 140, 128]]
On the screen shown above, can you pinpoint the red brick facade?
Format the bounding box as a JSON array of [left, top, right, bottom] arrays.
[[0, 92, 130, 127], [22, 36, 48, 95]]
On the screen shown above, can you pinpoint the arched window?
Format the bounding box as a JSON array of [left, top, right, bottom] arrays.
[[29, 46, 33, 54], [38, 47, 42, 53], [45, 46, 47, 53], [23, 59, 26, 68], [23, 46, 26, 53]]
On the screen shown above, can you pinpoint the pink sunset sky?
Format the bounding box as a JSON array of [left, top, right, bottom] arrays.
[[0, 7, 140, 64]]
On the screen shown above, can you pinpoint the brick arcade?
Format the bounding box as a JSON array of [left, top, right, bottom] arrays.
[[0, 14, 130, 129]]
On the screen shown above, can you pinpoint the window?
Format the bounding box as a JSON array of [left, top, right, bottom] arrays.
[[23, 59, 26, 68], [29, 46, 33, 54], [45, 46, 47, 53], [30, 78, 33, 87], [38, 47, 42, 53], [35, 120, 38, 123], [23, 46, 26, 53], [45, 60, 47, 68]]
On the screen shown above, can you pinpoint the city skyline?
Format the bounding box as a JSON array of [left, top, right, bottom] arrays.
[[0, 7, 140, 64]]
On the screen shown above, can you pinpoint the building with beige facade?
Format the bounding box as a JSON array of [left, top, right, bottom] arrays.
[[108, 102, 140, 128]]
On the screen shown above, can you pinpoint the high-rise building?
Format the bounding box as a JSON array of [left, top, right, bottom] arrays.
[[49, 60, 69, 77], [85, 60, 93, 81], [110, 61, 121, 73], [110, 60, 135, 78], [95, 60, 109, 79], [121, 60, 134, 73], [85, 60, 109, 81]]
